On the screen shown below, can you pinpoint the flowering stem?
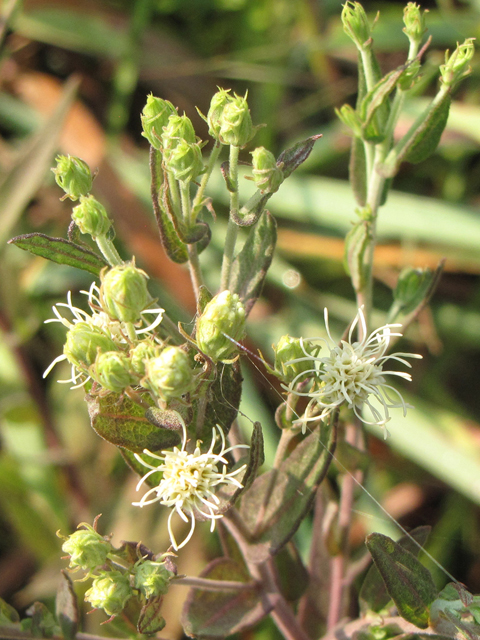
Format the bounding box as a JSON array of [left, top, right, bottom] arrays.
[[192, 141, 222, 215], [95, 235, 123, 267], [220, 144, 240, 291]]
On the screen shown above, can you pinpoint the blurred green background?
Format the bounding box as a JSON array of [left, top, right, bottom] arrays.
[[1, 0, 480, 638]]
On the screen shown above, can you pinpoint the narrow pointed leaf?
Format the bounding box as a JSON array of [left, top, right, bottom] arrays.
[[349, 136, 367, 206], [229, 211, 277, 316], [8, 233, 107, 275], [365, 533, 438, 629], [137, 596, 166, 635], [239, 420, 336, 563], [344, 219, 372, 292]]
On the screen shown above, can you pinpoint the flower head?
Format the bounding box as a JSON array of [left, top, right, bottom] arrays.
[[287, 307, 422, 435], [43, 282, 164, 388], [133, 419, 249, 550]]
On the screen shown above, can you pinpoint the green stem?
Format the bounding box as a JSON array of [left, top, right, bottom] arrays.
[[220, 144, 240, 291], [192, 141, 222, 216], [187, 243, 204, 301], [95, 235, 123, 266]]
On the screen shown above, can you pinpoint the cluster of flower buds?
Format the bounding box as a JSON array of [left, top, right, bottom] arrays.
[[206, 88, 258, 147], [60, 521, 174, 620]]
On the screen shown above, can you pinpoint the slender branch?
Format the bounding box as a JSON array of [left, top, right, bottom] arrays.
[[173, 575, 256, 591], [95, 235, 123, 266], [220, 144, 240, 291]]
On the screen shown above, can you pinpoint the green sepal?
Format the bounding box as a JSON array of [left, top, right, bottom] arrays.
[[137, 596, 166, 635], [229, 211, 277, 316], [359, 526, 431, 615], [8, 233, 107, 276], [87, 392, 182, 453], [181, 557, 267, 638], [56, 571, 79, 640], [349, 136, 367, 206], [365, 532, 438, 629], [238, 419, 336, 563], [344, 218, 372, 292]]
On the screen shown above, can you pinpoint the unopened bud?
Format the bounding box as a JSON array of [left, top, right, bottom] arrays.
[[92, 351, 137, 393], [141, 94, 177, 150], [64, 323, 117, 370], [101, 263, 149, 324], [62, 524, 112, 572], [130, 339, 159, 376], [218, 93, 255, 147], [196, 291, 246, 362], [273, 335, 318, 383], [85, 570, 132, 617], [440, 38, 475, 89], [403, 3, 427, 47], [72, 195, 112, 238], [207, 88, 231, 140], [164, 140, 204, 183], [134, 559, 173, 598], [52, 155, 93, 201], [341, 1, 373, 50], [251, 147, 283, 193], [145, 346, 193, 400], [162, 114, 197, 151]]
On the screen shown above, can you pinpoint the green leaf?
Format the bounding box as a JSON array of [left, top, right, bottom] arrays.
[[199, 361, 243, 443], [238, 420, 336, 563], [181, 557, 267, 638], [56, 571, 78, 640], [27, 602, 58, 638], [137, 596, 166, 635], [150, 148, 189, 264], [87, 392, 181, 453], [359, 526, 431, 615], [229, 211, 277, 316], [8, 233, 107, 276], [277, 134, 322, 180], [388, 265, 442, 324], [0, 76, 79, 248], [365, 532, 438, 629], [349, 136, 367, 206], [274, 543, 309, 602], [404, 94, 451, 165], [344, 219, 372, 292]]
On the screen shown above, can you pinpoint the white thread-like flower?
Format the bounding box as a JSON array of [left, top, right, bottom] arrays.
[[133, 420, 249, 550], [43, 281, 164, 387], [288, 307, 422, 434]]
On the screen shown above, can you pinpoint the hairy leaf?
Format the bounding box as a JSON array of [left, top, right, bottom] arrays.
[[8, 233, 107, 275], [137, 596, 166, 635]]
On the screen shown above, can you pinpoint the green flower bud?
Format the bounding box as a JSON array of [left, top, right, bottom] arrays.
[[335, 104, 363, 137], [341, 2, 373, 50], [85, 570, 132, 617], [101, 263, 149, 324], [72, 195, 112, 238], [62, 524, 112, 572], [52, 155, 93, 201], [207, 88, 231, 140], [218, 93, 255, 147], [92, 351, 137, 393], [196, 290, 246, 362], [130, 339, 159, 376], [64, 323, 117, 370], [440, 38, 475, 89], [134, 560, 173, 598], [273, 335, 318, 383], [164, 140, 204, 183], [403, 3, 427, 47], [141, 94, 177, 150], [251, 147, 283, 193], [161, 114, 197, 152], [145, 346, 193, 400]]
